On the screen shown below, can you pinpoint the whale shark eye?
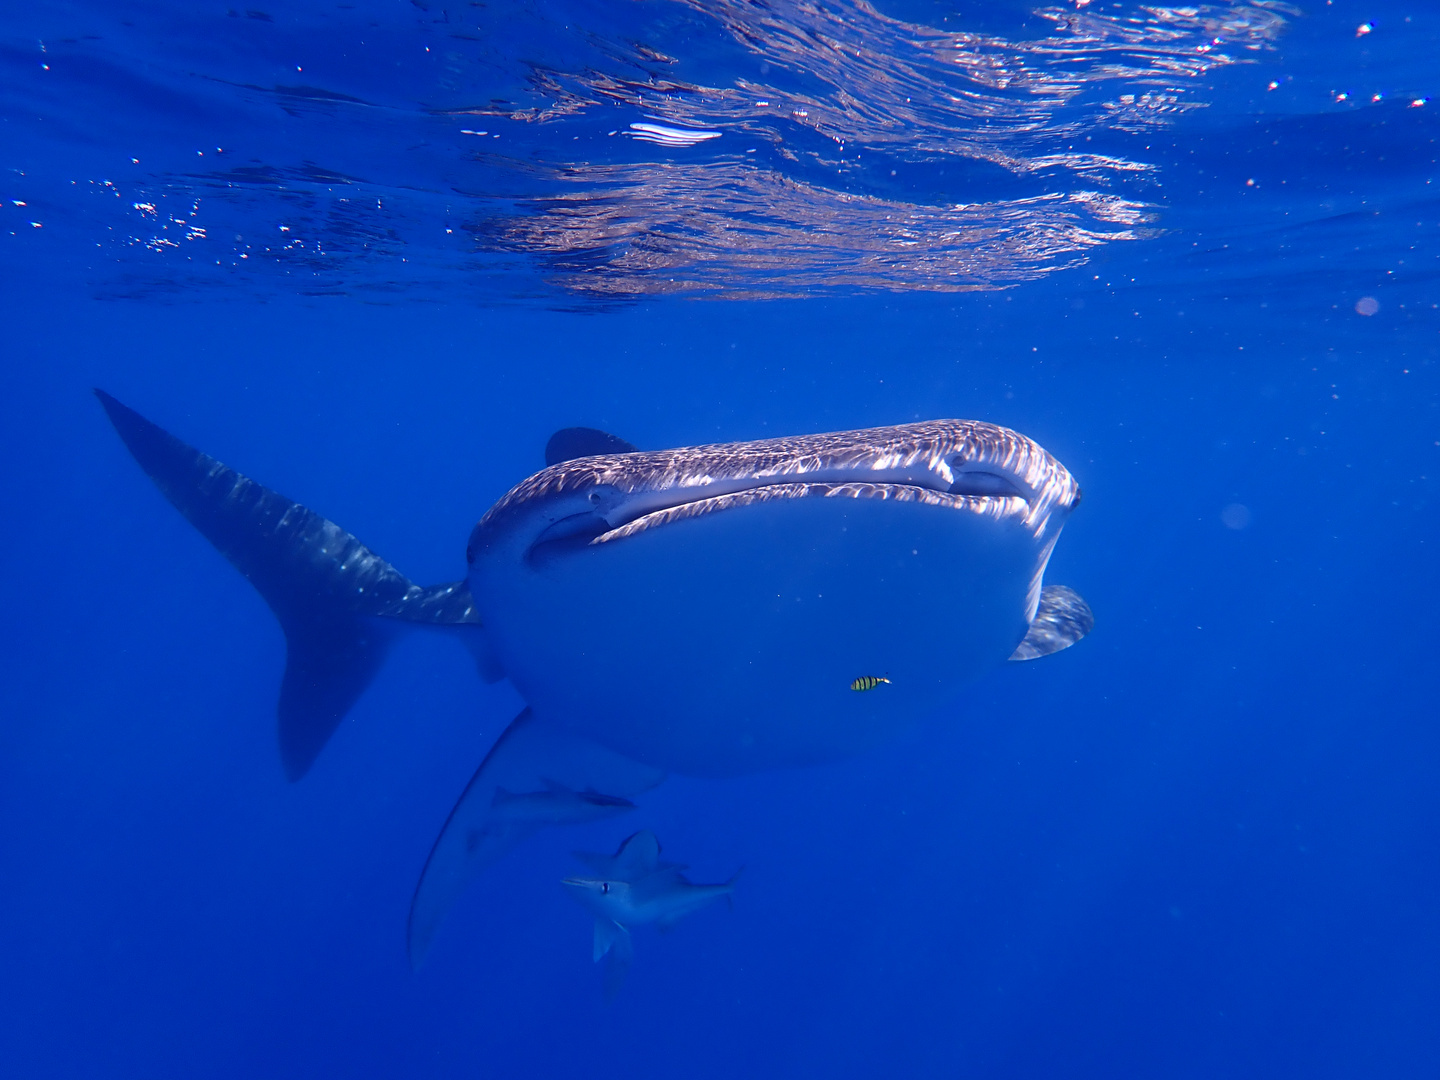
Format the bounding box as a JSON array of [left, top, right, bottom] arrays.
[[584, 485, 623, 512]]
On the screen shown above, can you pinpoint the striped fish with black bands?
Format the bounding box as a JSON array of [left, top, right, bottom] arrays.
[[850, 676, 891, 692]]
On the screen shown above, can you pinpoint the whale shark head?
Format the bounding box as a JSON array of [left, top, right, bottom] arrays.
[[471, 419, 1079, 566], [466, 421, 1081, 775]]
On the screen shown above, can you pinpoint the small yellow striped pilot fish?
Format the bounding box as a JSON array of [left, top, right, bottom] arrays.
[[849, 675, 891, 692]]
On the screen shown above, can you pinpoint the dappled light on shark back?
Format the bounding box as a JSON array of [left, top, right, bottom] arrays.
[[96, 392, 1091, 963]]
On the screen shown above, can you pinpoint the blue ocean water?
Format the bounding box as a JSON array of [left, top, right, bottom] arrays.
[[1, 0, 1437, 1075]]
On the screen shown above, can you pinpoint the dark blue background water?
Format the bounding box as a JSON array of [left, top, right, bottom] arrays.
[[2, 1, 1438, 1076]]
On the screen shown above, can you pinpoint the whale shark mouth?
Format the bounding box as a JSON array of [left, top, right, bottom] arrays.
[[520, 469, 1037, 566], [592, 478, 1026, 543]]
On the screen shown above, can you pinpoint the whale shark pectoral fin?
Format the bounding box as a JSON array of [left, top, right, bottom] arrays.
[[544, 427, 638, 466], [95, 390, 484, 778], [453, 627, 506, 683], [407, 708, 666, 967], [1008, 584, 1095, 661]]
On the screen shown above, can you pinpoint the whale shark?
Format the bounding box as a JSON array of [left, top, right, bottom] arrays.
[[95, 391, 1092, 963]]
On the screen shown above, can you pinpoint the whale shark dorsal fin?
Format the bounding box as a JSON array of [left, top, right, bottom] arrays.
[[544, 427, 638, 466], [408, 708, 666, 966], [94, 390, 485, 779], [1009, 585, 1094, 661]]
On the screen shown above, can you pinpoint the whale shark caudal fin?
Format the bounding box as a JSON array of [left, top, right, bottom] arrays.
[[408, 708, 665, 967], [1008, 585, 1095, 661], [95, 390, 491, 780]]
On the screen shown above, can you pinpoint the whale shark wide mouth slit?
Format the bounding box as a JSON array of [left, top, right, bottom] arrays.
[[522, 478, 1033, 563]]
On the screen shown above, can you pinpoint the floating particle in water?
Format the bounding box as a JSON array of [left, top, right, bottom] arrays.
[[1220, 504, 1251, 530], [1355, 296, 1379, 316]]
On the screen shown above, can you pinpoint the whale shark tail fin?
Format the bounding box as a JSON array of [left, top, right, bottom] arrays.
[[95, 390, 484, 779], [272, 611, 396, 780]]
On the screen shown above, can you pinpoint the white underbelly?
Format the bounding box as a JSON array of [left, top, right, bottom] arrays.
[[473, 496, 1041, 775]]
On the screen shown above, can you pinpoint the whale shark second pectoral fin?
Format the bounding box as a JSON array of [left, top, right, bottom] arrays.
[[1008, 584, 1094, 661], [408, 709, 665, 966]]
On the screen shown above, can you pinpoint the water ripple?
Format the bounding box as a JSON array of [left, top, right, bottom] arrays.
[[2, 0, 1291, 301]]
